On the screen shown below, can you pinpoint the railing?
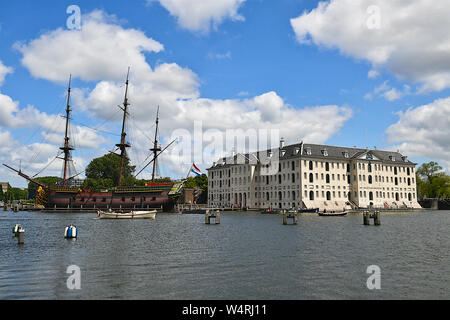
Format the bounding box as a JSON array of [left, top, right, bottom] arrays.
[[114, 185, 173, 193]]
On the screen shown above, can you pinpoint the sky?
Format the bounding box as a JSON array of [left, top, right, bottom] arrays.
[[1, 0, 450, 188]]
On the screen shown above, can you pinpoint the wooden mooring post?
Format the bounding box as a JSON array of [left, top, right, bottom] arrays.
[[363, 211, 381, 226], [205, 210, 221, 225], [282, 211, 298, 225]]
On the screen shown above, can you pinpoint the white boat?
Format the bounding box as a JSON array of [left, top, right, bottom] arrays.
[[97, 209, 157, 219]]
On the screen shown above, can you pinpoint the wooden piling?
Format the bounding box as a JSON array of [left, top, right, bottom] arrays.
[[205, 210, 211, 224], [283, 212, 298, 225], [215, 210, 220, 224], [374, 211, 381, 226], [363, 212, 370, 225], [17, 230, 24, 244]]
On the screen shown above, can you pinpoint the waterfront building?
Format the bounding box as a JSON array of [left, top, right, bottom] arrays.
[[1, 182, 8, 193], [207, 140, 421, 211]]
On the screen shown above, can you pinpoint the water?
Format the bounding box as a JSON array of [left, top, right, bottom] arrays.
[[0, 210, 449, 299]]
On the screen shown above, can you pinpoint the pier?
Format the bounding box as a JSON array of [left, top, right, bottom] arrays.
[[363, 211, 381, 226], [205, 210, 221, 224], [282, 211, 299, 225]]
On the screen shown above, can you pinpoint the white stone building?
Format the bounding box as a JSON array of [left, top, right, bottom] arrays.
[[207, 141, 421, 211]]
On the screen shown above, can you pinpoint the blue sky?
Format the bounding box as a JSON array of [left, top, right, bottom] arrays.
[[1, 0, 449, 187]]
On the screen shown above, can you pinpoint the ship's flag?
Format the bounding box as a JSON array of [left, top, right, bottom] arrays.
[[191, 163, 202, 176]]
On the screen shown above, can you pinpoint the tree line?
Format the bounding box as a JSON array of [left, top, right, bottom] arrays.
[[416, 162, 450, 199], [0, 183, 29, 202]]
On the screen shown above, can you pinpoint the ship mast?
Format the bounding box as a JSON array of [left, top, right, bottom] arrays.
[[150, 106, 161, 182], [116, 67, 131, 186], [60, 75, 75, 186]]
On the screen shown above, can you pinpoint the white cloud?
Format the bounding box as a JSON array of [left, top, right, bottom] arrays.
[[0, 61, 13, 87], [150, 0, 246, 32], [15, 9, 353, 178], [368, 69, 379, 79], [291, 0, 450, 92], [16, 10, 164, 83], [386, 97, 450, 169], [208, 51, 232, 60], [364, 81, 410, 101]]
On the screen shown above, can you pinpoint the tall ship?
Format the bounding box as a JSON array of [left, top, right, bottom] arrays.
[[4, 69, 184, 211]]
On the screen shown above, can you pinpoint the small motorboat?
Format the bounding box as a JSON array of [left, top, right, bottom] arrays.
[[261, 209, 278, 214], [318, 211, 348, 217], [97, 209, 157, 219]]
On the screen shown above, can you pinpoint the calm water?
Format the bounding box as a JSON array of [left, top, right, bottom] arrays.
[[0, 209, 449, 300]]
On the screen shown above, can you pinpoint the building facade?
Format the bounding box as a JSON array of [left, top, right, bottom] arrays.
[[207, 141, 421, 211], [1, 182, 8, 194]]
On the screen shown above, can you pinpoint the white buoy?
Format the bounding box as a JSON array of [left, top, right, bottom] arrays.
[[64, 225, 78, 239], [12, 224, 22, 236]]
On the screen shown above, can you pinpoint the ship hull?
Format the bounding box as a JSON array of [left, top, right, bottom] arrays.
[[45, 190, 177, 212]]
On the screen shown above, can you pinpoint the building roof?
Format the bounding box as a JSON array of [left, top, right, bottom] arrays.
[[207, 142, 415, 170]]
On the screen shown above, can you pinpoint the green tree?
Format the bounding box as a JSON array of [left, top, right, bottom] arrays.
[[416, 162, 450, 199], [417, 161, 443, 184], [28, 176, 60, 199], [10, 187, 28, 200], [183, 174, 208, 203], [84, 153, 136, 188]]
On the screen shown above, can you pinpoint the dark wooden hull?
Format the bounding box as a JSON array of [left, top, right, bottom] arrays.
[[45, 190, 177, 211]]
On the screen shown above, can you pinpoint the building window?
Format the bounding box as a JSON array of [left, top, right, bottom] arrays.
[[326, 162, 330, 171], [309, 173, 314, 183], [326, 174, 330, 184], [309, 191, 314, 200], [326, 191, 331, 201], [368, 176, 372, 184], [309, 161, 313, 170]]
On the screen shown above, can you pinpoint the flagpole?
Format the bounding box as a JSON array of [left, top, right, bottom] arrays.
[[186, 164, 193, 180]]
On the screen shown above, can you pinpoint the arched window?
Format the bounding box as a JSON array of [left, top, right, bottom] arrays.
[[279, 191, 282, 201], [369, 192, 373, 201], [394, 167, 398, 175], [326, 191, 331, 201], [407, 167, 410, 175], [309, 191, 314, 201], [347, 164, 350, 173], [408, 193, 412, 201], [325, 162, 330, 171], [326, 174, 330, 184], [368, 176, 372, 184], [292, 191, 296, 200], [267, 192, 270, 201], [292, 173, 295, 183], [407, 178, 411, 186], [395, 177, 398, 186], [309, 173, 314, 183], [368, 163, 372, 173], [309, 161, 313, 170]]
